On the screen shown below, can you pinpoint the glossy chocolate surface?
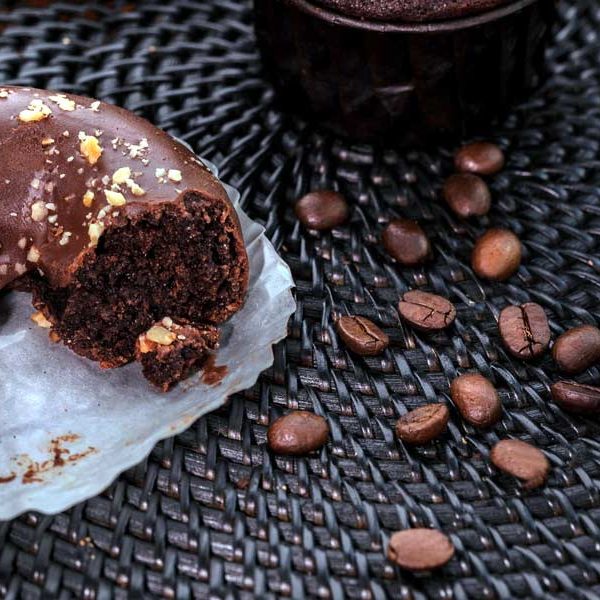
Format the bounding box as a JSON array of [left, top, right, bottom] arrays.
[[0, 86, 229, 291]]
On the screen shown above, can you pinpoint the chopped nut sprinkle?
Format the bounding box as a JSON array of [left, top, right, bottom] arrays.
[[31, 311, 52, 328], [0, 265, 7, 275], [41, 137, 55, 146], [82, 190, 95, 208], [168, 169, 183, 182], [105, 190, 127, 207], [146, 325, 177, 346], [27, 245, 40, 263], [88, 222, 105, 247], [17, 237, 27, 249], [14, 263, 26, 275], [48, 94, 76, 111], [112, 166, 131, 185], [31, 201, 48, 222], [80, 134, 103, 165], [58, 231, 72, 246], [19, 99, 52, 122], [126, 179, 145, 196], [90, 100, 101, 112]]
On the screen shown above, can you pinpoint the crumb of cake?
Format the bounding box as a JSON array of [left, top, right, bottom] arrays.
[[136, 321, 220, 391]]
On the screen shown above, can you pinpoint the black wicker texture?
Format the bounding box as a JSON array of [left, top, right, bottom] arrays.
[[1, 0, 600, 598]]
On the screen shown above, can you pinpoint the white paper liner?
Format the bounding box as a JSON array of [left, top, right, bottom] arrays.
[[0, 158, 295, 519]]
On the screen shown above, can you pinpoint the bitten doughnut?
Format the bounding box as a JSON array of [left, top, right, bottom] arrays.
[[0, 86, 248, 388]]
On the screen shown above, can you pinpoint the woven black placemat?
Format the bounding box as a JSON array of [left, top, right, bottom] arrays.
[[1, 0, 600, 598]]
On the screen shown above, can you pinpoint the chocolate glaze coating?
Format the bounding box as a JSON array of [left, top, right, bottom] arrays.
[[313, 0, 511, 22], [0, 85, 238, 292]]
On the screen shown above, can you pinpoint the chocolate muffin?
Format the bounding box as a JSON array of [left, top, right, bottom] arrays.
[[0, 86, 248, 387], [315, 0, 511, 22], [254, 0, 556, 141]]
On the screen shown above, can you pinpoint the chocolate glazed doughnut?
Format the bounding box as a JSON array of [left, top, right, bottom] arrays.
[[0, 86, 248, 388]]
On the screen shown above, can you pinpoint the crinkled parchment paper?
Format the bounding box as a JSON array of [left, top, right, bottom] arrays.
[[0, 159, 295, 519]]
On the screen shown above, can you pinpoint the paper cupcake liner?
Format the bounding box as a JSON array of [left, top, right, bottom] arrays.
[[0, 157, 296, 519]]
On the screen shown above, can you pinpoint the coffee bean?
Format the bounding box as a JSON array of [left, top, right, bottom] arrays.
[[498, 303, 550, 360], [442, 173, 491, 218], [471, 228, 522, 281], [336, 315, 389, 356], [454, 141, 505, 175], [387, 528, 455, 571], [552, 325, 600, 374], [382, 219, 431, 266], [267, 411, 329, 455], [550, 381, 600, 414], [395, 404, 449, 445], [398, 290, 456, 331], [450, 373, 502, 428], [490, 439, 549, 490], [295, 190, 349, 230]]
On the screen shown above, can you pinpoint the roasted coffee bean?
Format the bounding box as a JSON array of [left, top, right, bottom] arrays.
[[442, 173, 491, 218], [454, 141, 505, 175], [336, 315, 389, 356], [387, 528, 455, 571], [471, 228, 522, 281], [295, 190, 349, 230], [550, 381, 600, 414], [395, 404, 449, 445], [382, 219, 431, 266], [398, 290, 456, 331], [450, 373, 502, 428], [552, 325, 600, 374], [498, 302, 550, 360], [267, 411, 329, 455], [490, 439, 549, 490]]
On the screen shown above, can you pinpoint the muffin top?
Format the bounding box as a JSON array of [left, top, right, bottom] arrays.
[[313, 0, 512, 22]]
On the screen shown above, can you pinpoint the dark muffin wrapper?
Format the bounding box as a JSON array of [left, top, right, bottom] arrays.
[[253, 0, 557, 143]]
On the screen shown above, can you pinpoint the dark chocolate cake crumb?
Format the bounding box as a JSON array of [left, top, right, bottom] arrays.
[[135, 319, 220, 392]]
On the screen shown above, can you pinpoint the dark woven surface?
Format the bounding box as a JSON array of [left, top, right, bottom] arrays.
[[1, 0, 600, 598]]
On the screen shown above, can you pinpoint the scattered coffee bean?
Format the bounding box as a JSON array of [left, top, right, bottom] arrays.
[[382, 218, 431, 266], [442, 173, 491, 218], [395, 404, 449, 445], [552, 324, 600, 374], [450, 373, 502, 428], [454, 141, 505, 175], [550, 381, 600, 414], [295, 190, 349, 230], [471, 228, 522, 281], [398, 290, 456, 331], [387, 528, 455, 571], [498, 302, 550, 360], [490, 439, 549, 490], [336, 315, 389, 356], [267, 411, 329, 455]]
